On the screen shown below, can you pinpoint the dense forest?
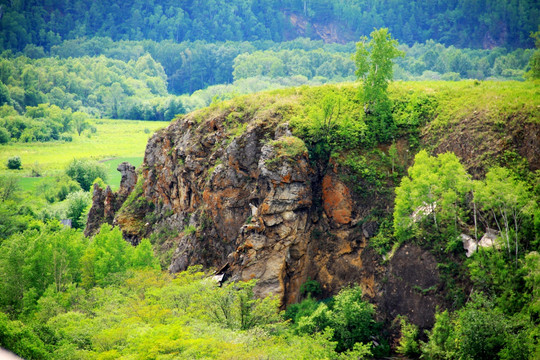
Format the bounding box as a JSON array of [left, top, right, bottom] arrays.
[[0, 37, 534, 130], [1, 0, 538, 50], [0, 0, 537, 130]]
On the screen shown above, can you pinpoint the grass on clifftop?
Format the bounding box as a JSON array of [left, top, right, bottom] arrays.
[[192, 80, 538, 136]]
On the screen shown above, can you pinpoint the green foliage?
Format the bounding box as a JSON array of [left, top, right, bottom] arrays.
[[394, 150, 471, 243], [65, 190, 91, 230], [183, 224, 197, 235], [6, 156, 22, 170], [72, 112, 90, 136], [451, 295, 507, 359], [0, 201, 33, 240], [0, 312, 49, 360], [0, 224, 86, 313], [341, 151, 389, 192], [0, 174, 20, 203], [37, 174, 81, 203], [474, 167, 536, 263], [284, 296, 320, 323], [300, 278, 322, 298], [92, 177, 107, 191], [525, 30, 540, 80], [396, 316, 420, 357], [65, 159, 108, 191], [270, 136, 307, 159], [0, 55, 180, 121], [295, 285, 376, 353], [422, 293, 539, 360], [290, 87, 367, 163], [420, 310, 454, 359], [393, 91, 438, 130], [0, 104, 79, 144], [233, 49, 355, 82], [207, 279, 282, 331], [523, 251, 540, 316], [82, 224, 131, 287], [1, 0, 536, 55], [0, 127, 10, 144], [368, 218, 394, 256], [467, 249, 524, 313], [265, 136, 308, 169], [130, 238, 160, 270], [81, 225, 160, 288], [330, 286, 377, 352]]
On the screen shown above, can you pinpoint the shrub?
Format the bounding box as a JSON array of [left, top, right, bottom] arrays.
[[396, 316, 420, 357], [295, 285, 376, 352], [30, 162, 43, 177], [65, 190, 91, 229], [65, 159, 107, 191], [207, 279, 281, 330], [421, 294, 531, 360], [0, 313, 49, 359], [300, 278, 322, 297], [0, 127, 10, 144], [60, 134, 73, 142], [284, 296, 319, 323], [183, 225, 197, 235], [6, 156, 21, 170], [92, 177, 107, 190]]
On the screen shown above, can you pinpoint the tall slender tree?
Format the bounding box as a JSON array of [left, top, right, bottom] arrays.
[[355, 28, 404, 143]]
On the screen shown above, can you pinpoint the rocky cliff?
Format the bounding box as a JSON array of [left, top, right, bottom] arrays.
[[86, 82, 539, 335]]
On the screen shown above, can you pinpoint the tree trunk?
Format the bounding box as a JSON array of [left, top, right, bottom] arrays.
[[473, 198, 478, 240]]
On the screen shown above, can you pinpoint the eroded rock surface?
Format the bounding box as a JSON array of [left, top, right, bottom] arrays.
[[84, 162, 138, 237], [86, 105, 445, 331], [380, 244, 442, 335]]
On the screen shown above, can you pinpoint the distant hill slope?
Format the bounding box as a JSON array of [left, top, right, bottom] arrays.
[[1, 0, 538, 51]]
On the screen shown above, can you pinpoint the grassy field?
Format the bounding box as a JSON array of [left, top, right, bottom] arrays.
[[103, 156, 146, 191], [0, 119, 169, 190]]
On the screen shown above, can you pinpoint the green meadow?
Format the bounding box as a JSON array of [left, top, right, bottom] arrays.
[[0, 119, 169, 190]]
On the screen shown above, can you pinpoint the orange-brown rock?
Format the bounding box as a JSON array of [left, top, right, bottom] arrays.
[[322, 173, 353, 225]]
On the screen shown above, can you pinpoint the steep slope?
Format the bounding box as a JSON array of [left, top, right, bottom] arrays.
[[86, 81, 539, 333]]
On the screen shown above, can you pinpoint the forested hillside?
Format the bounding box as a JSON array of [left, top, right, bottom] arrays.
[[0, 38, 534, 125], [0, 54, 183, 120], [1, 0, 538, 50]]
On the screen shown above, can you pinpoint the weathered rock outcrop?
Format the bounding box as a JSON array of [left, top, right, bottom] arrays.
[[380, 244, 442, 335], [84, 162, 137, 237], [95, 105, 393, 307], [83, 100, 448, 337], [84, 83, 538, 341]]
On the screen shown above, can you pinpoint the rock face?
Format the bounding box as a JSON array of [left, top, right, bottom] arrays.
[[380, 244, 441, 333], [86, 104, 442, 331], [461, 228, 501, 257], [84, 162, 137, 237], [117, 162, 137, 197], [82, 84, 539, 342]]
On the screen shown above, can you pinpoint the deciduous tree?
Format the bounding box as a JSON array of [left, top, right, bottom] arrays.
[[355, 28, 404, 142]]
